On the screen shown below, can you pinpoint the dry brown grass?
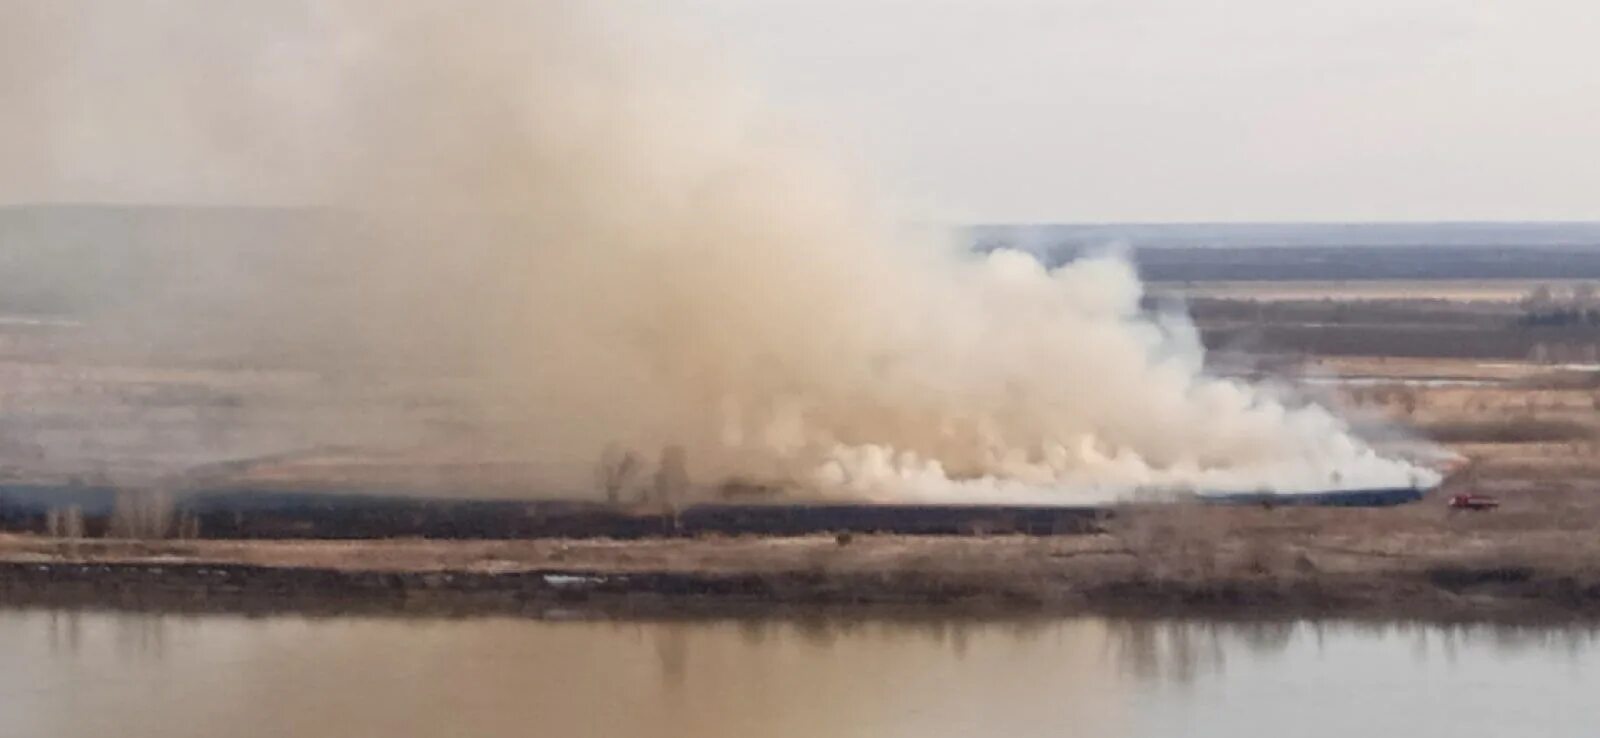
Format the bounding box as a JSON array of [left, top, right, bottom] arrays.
[[1416, 418, 1595, 444]]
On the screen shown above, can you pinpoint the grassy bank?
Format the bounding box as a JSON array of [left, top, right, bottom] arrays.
[[5, 507, 1600, 621]]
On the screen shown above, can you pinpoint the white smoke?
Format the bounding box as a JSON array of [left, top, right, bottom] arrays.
[[0, 1, 1437, 500]]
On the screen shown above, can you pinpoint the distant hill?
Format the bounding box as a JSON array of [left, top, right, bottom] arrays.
[[974, 222, 1600, 281], [972, 221, 1600, 250]]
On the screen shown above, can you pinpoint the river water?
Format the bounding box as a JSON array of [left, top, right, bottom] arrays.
[[1, 609, 1595, 737]]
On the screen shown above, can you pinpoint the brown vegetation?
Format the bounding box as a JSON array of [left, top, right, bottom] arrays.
[[1416, 418, 1594, 445], [5, 498, 1600, 619], [4, 282, 1600, 620]]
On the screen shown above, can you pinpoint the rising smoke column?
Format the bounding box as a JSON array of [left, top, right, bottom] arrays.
[[0, 1, 1437, 500]]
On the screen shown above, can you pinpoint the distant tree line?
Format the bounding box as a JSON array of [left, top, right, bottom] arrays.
[[1520, 284, 1600, 327]]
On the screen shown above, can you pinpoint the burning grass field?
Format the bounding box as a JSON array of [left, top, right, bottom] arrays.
[[3, 283, 1600, 619]]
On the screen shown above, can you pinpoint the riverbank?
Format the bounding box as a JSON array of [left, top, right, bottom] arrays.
[[5, 506, 1600, 621]]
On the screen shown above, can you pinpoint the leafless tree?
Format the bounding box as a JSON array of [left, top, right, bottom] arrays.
[[595, 444, 642, 505], [653, 445, 690, 509]]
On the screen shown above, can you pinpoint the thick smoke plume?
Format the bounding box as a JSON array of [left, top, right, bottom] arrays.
[[0, 1, 1435, 500]]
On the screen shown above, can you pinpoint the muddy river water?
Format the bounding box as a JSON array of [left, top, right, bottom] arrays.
[[1, 609, 1595, 737]]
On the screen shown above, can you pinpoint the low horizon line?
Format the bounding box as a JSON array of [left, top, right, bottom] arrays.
[[5, 202, 1600, 228]]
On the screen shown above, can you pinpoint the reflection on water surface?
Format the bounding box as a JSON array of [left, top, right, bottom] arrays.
[[1, 610, 1594, 738]]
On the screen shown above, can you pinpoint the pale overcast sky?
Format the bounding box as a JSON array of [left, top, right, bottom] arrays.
[[658, 0, 1600, 223], [3, 1, 1596, 223]]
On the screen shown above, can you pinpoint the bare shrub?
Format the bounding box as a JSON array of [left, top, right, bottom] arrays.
[[108, 490, 176, 540], [44, 506, 85, 539], [594, 444, 642, 505], [1108, 505, 1226, 581], [175, 512, 202, 540], [1238, 535, 1291, 576], [653, 445, 690, 509], [1395, 387, 1420, 416]]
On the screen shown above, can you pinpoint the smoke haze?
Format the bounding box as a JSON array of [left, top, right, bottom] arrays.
[[0, 1, 1435, 500]]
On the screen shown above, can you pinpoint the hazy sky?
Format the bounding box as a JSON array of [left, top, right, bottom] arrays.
[[660, 0, 1600, 223], [2, 1, 1596, 223]]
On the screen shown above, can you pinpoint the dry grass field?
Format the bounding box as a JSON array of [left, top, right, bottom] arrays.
[[4, 280, 1600, 618]]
